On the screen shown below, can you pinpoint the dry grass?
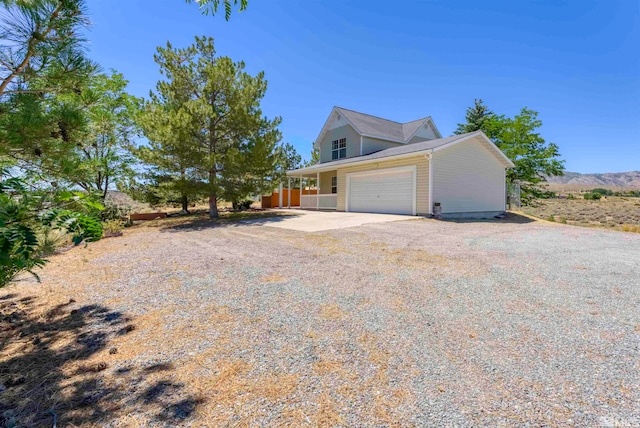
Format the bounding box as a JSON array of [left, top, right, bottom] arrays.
[[129, 208, 295, 231], [0, 293, 165, 427], [621, 224, 640, 233], [3, 211, 638, 426], [319, 303, 345, 320], [384, 248, 449, 268], [546, 183, 640, 194], [261, 273, 287, 283], [313, 392, 345, 426], [522, 197, 640, 232]]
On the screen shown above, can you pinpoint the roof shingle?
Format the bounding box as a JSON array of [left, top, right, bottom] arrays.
[[335, 107, 431, 143]]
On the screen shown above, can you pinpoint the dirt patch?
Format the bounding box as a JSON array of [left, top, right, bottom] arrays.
[[1, 216, 638, 426], [0, 294, 200, 426], [522, 197, 640, 231]]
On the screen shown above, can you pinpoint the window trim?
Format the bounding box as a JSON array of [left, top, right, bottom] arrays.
[[332, 138, 347, 160]]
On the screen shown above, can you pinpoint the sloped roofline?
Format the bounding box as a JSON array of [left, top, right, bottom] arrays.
[[313, 106, 441, 149], [292, 131, 514, 176], [403, 116, 442, 141]]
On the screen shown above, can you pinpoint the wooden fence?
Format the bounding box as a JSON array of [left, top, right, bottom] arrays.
[[261, 189, 317, 208]]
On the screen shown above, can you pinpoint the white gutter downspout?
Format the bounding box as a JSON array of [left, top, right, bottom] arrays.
[[427, 152, 433, 215], [359, 136, 363, 156]]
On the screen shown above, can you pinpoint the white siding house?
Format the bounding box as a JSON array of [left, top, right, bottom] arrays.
[[285, 107, 514, 218], [432, 138, 508, 215]]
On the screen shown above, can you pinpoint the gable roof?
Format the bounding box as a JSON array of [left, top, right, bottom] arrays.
[[314, 107, 441, 148], [290, 131, 515, 176]]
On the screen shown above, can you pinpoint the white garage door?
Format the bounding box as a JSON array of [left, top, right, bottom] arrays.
[[347, 167, 415, 215]]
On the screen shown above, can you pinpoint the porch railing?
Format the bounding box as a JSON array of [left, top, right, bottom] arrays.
[[301, 194, 337, 210]]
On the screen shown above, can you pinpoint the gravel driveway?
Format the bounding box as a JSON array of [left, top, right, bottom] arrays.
[[2, 215, 639, 426]]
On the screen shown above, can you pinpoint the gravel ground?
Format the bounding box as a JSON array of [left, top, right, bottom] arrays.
[[2, 216, 639, 427]]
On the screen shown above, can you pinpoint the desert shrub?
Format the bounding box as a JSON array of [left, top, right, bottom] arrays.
[[102, 219, 125, 237], [547, 214, 555, 222], [591, 188, 613, 196], [100, 201, 131, 221], [41, 210, 103, 243], [566, 193, 576, 199], [37, 229, 70, 256], [232, 199, 254, 211], [583, 192, 602, 200], [1, 171, 103, 287]]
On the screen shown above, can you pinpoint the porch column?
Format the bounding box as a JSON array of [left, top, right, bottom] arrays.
[[300, 175, 303, 208], [316, 172, 320, 209], [287, 176, 291, 208], [278, 182, 283, 208]]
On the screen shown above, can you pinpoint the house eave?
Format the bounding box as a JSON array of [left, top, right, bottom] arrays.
[[287, 150, 433, 177], [292, 131, 514, 176]]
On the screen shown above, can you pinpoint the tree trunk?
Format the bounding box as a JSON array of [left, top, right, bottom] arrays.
[[209, 169, 218, 218], [181, 194, 189, 214], [209, 193, 218, 218]]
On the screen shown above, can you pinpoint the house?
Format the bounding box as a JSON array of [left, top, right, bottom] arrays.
[[283, 107, 515, 218]]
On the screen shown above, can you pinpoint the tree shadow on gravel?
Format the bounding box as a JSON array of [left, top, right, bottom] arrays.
[[157, 211, 298, 232], [0, 293, 203, 427], [436, 212, 535, 224]]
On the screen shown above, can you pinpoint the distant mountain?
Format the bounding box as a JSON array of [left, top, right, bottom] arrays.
[[545, 171, 640, 188]]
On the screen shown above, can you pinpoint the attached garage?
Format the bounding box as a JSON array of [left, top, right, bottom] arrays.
[[285, 123, 515, 219], [346, 166, 416, 215]]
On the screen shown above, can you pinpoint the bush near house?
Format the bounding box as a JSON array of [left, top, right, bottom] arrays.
[[583, 192, 602, 200]]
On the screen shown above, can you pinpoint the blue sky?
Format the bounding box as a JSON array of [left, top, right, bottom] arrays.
[[86, 0, 639, 173]]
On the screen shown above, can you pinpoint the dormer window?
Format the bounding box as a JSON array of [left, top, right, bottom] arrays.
[[332, 138, 347, 160]]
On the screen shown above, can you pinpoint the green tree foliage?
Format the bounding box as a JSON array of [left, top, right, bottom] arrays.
[[59, 71, 141, 200], [0, 168, 103, 287], [583, 192, 602, 200], [185, 0, 247, 18], [0, 0, 96, 96], [454, 99, 496, 136], [139, 36, 283, 218], [277, 142, 301, 173], [456, 100, 564, 203], [0, 0, 97, 162], [0, 0, 105, 286], [591, 188, 613, 196], [304, 147, 320, 167], [131, 153, 204, 213]]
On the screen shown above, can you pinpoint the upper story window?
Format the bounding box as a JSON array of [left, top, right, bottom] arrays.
[[332, 138, 347, 160]]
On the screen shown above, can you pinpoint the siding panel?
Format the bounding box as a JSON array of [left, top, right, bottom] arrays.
[[432, 137, 506, 213], [319, 124, 360, 163], [336, 156, 429, 215], [319, 171, 335, 195], [362, 137, 402, 155]]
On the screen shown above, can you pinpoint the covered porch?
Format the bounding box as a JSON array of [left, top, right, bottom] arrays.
[[280, 169, 337, 210]]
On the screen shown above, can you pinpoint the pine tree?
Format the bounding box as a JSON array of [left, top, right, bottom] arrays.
[[454, 99, 496, 136], [139, 36, 282, 218]]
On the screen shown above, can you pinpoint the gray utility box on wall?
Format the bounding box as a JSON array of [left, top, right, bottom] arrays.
[[433, 202, 442, 219]]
